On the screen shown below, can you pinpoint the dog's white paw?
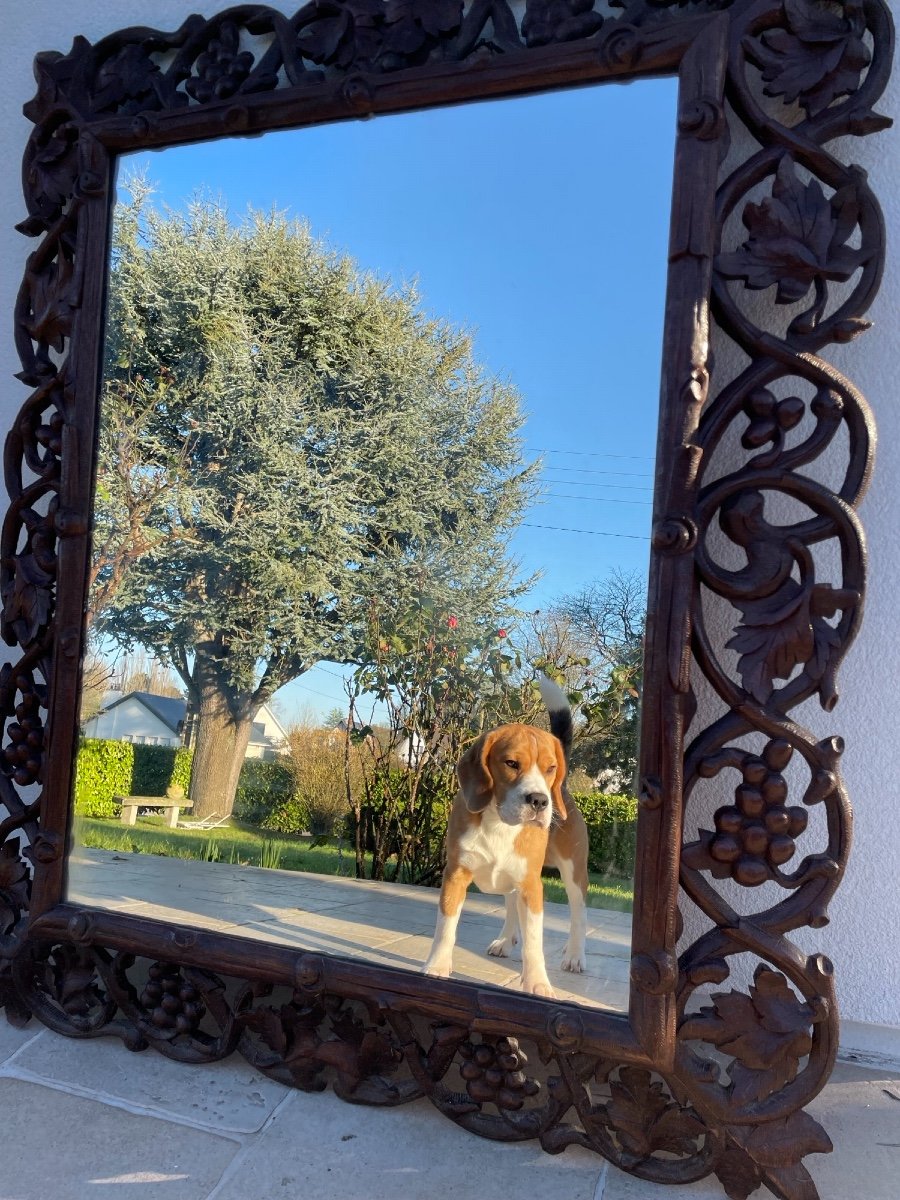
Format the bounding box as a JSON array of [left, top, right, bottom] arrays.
[[487, 935, 517, 958], [521, 975, 556, 999], [561, 947, 586, 973], [423, 959, 452, 979]]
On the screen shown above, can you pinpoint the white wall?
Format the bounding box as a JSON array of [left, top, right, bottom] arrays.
[[2, 2, 897, 1032], [83, 697, 179, 746]]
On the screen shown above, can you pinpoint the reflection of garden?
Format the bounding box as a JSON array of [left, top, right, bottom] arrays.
[[67, 843, 634, 1011], [72, 732, 636, 913], [84, 180, 646, 871]]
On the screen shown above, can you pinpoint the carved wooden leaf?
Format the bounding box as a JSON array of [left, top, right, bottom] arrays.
[[25, 259, 76, 353], [3, 554, 55, 647], [385, 0, 463, 43], [26, 122, 80, 221], [745, 0, 871, 117], [522, 0, 604, 49], [717, 156, 866, 303], [240, 1004, 289, 1056], [56, 962, 101, 1016], [728, 581, 856, 703], [297, 1, 385, 68], [714, 1142, 764, 1200], [739, 1109, 832, 1168], [727, 580, 811, 702], [680, 967, 814, 1105], [91, 44, 166, 115], [607, 1067, 705, 1158], [356, 1028, 401, 1078]]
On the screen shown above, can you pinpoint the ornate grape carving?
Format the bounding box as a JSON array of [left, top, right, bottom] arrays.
[[684, 739, 810, 886], [140, 963, 207, 1035], [458, 1036, 540, 1109]]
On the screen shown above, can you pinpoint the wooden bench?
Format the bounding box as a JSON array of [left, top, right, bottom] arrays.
[[115, 795, 193, 829]]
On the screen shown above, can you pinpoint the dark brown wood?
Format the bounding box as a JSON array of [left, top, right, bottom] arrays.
[[0, 3, 893, 1198]]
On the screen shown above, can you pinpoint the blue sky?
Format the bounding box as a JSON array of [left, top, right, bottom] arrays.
[[114, 77, 678, 722]]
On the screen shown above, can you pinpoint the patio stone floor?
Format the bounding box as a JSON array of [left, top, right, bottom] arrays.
[[68, 848, 633, 1010]]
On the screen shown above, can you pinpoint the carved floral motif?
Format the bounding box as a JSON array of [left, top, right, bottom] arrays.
[[744, 0, 872, 117], [717, 155, 868, 335]]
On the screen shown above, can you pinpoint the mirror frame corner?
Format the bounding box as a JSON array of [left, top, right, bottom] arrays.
[[1, 4, 893, 1198]]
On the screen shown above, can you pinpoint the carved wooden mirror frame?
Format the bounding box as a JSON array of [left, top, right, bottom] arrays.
[[0, 3, 893, 1197]]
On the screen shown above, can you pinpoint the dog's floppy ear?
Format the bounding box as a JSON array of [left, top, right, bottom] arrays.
[[457, 731, 499, 813], [551, 735, 568, 821]]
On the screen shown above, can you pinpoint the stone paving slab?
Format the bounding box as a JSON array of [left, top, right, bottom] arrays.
[[0, 1076, 239, 1200], [803, 1060, 900, 1200], [209, 1086, 604, 1200], [0, 1019, 40, 1068], [7, 1027, 289, 1135]]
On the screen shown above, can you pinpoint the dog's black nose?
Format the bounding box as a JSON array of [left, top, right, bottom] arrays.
[[525, 792, 549, 811]]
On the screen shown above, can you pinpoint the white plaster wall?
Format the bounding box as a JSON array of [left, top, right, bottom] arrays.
[[1, 2, 897, 1032]]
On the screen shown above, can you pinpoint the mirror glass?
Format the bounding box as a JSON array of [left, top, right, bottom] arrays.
[[68, 78, 678, 1013]]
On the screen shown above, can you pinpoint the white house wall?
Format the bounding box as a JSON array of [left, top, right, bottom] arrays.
[[2, 2, 897, 1035], [83, 698, 179, 747]]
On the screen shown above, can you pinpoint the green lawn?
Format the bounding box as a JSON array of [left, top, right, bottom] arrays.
[[74, 815, 633, 913]]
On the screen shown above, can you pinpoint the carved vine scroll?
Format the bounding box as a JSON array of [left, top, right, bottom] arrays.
[[1, 4, 893, 1199]]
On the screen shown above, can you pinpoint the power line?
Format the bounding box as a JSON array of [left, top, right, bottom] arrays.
[[528, 447, 654, 461], [542, 478, 654, 492], [542, 492, 651, 505], [522, 522, 650, 541], [292, 680, 345, 701], [537, 465, 653, 478]]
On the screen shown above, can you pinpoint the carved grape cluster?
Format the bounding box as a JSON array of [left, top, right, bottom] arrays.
[[741, 387, 804, 449], [707, 740, 808, 886], [140, 964, 206, 1034], [1, 677, 45, 786], [458, 1036, 539, 1110], [185, 24, 256, 103]]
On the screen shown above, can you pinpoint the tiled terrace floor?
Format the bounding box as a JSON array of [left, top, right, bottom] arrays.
[[68, 848, 633, 1010]]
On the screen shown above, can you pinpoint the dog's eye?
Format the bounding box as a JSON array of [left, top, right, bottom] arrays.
[[504, 759, 519, 771], [544, 763, 557, 774]]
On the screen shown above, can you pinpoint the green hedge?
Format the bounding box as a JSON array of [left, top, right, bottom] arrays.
[[74, 739, 295, 824], [131, 744, 194, 796], [74, 739, 193, 817], [570, 791, 638, 877], [73, 739, 134, 818]]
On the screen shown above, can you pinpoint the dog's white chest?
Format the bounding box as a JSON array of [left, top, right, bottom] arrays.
[[458, 812, 527, 896]]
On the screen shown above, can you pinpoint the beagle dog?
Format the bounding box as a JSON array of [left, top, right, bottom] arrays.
[[424, 678, 589, 997]]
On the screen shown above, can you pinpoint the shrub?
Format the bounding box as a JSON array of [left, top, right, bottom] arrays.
[[284, 728, 358, 838], [261, 794, 311, 837], [233, 758, 296, 826], [349, 767, 453, 885], [73, 738, 134, 817], [131, 743, 194, 796], [570, 791, 638, 877]]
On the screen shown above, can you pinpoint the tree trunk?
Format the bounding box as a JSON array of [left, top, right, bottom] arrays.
[[188, 674, 255, 821]]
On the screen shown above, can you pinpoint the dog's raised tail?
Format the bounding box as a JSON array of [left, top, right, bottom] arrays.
[[539, 675, 573, 762]]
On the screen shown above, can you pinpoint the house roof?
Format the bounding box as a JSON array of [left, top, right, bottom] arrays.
[[98, 691, 186, 734], [95, 691, 285, 747]]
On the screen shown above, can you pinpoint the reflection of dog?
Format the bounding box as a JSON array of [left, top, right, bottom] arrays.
[[424, 679, 589, 997]]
